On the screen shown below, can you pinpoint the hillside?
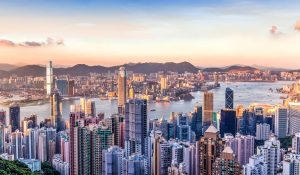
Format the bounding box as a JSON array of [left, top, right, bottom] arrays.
[[0, 158, 37, 175]]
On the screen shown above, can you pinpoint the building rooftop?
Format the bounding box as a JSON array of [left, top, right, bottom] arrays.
[[223, 146, 234, 154], [205, 125, 218, 134]]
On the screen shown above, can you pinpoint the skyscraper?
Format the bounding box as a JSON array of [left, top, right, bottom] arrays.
[[55, 79, 69, 96], [85, 99, 96, 117], [160, 74, 168, 94], [256, 123, 270, 141], [9, 103, 20, 132], [243, 154, 267, 175], [50, 90, 64, 131], [275, 106, 288, 138], [125, 99, 147, 156], [0, 109, 6, 126], [196, 125, 225, 175], [203, 92, 214, 132], [123, 154, 147, 175], [110, 114, 125, 148], [220, 109, 237, 137], [68, 80, 75, 96], [191, 104, 202, 140], [256, 135, 280, 175], [288, 102, 300, 135], [224, 133, 255, 166], [292, 133, 300, 154], [11, 130, 23, 159], [102, 146, 124, 175], [212, 146, 242, 175], [118, 67, 127, 114], [46, 60, 54, 96], [225, 87, 234, 109]]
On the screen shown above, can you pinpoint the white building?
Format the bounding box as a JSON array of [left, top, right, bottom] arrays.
[[256, 135, 281, 175], [123, 154, 147, 175], [46, 60, 54, 95], [275, 106, 288, 138], [283, 153, 300, 175], [293, 133, 300, 154], [243, 154, 267, 175], [256, 123, 270, 141]]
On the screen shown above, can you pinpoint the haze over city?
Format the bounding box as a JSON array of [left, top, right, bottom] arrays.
[[1, 0, 300, 68]]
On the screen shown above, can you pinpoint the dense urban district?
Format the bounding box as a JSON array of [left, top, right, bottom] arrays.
[[0, 61, 300, 175]]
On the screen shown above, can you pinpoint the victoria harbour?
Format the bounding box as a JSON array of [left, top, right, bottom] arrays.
[[0, 81, 289, 123]]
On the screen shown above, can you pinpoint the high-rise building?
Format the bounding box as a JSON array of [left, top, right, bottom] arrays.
[[46, 60, 54, 95], [102, 146, 124, 175], [0, 109, 6, 126], [176, 113, 192, 142], [38, 132, 47, 162], [292, 133, 300, 154], [128, 86, 135, 99], [256, 123, 270, 141], [203, 92, 214, 132], [288, 102, 300, 135], [224, 133, 255, 166], [110, 114, 125, 148], [0, 125, 5, 154], [243, 154, 267, 175], [256, 135, 280, 175], [85, 99, 96, 117], [191, 104, 202, 140], [21, 114, 37, 132], [275, 106, 288, 138], [69, 112, 81, 175], [9, 103, 20, 132], [11, 130, 23, 159], [123, 154, 147, 175], [56, 79, 69, 96], [220, 109, 237, 137], [50, 90, 64, 132], [118, 67, 127, 114], [24, 128, 39, 159], [68, 80, 75, 96], [152, 133, 172, 175], [125, 99, 147, 156], [160, 74, 168, 93], [90, 124, 113, 175], [196, 125, 225, 175], [212, 146, 241, 175], [283, 153, 300, 175], [225, 87, 234, 109]]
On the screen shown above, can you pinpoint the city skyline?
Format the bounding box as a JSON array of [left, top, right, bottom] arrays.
[[0, 0, 300, 68]]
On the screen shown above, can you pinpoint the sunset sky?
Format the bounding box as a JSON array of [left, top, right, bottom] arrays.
[[0, 0, 300, 68]]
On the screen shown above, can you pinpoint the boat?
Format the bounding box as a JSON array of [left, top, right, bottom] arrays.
[[150, 109, 156, 112]]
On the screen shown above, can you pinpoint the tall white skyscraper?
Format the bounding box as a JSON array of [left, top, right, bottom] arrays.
[[256, 123, 270, 141], [275, 106, 288, 138], [46, 61, 54, 95]]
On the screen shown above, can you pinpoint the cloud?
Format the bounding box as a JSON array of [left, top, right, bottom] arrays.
[[0, 37, 64, 47], [295, 20, 300, 31], [270, 26, 283, 37]]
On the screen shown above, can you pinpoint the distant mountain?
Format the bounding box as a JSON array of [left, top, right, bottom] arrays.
[[203, 65, 258, 73], [251, 64, 291, 72], [0, 62, 200, 77], [0, 63, 18, 71], [0, 62, 294, 78]]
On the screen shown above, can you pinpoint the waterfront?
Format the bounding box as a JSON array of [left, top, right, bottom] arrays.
[[0, 81, 291, 123]]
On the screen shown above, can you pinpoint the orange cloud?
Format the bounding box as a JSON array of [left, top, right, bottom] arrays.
[[0, 37, 64, 47]]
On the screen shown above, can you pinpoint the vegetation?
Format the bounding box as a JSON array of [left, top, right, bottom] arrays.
[[0, 158, 59, 175], [0, 158, 36, 175], [41, 162, 59, 175]]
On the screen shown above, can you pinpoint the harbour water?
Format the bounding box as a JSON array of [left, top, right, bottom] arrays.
[[0, 81, 291, 123]]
